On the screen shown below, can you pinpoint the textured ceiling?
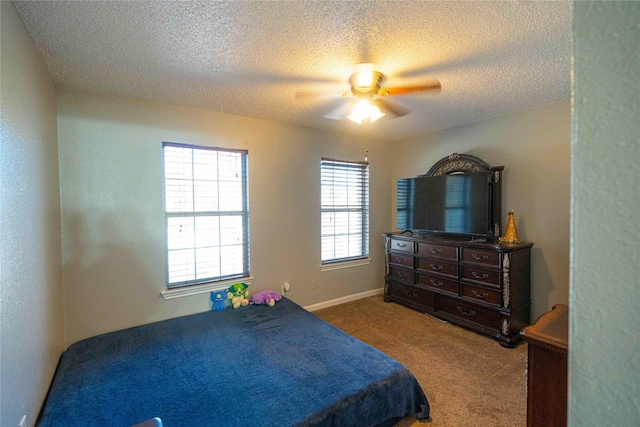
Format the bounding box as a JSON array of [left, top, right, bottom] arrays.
[[14, 1, 572, 142]]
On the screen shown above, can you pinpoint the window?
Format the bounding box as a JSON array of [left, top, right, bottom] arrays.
[[163, 142, 249, 289], [321, 158, 369, 265]]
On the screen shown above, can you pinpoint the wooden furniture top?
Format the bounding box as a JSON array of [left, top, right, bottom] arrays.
[[384, 232, 534, 252], [521, 304, 568, 352]]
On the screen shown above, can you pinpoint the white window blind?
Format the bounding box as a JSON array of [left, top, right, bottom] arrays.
[[163, 142, 249, 288], [321, 158, 369, 264]]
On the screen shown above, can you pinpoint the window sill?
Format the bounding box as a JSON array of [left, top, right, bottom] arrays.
[[320, 258, 372, 272], [160, 276, 254, 300]]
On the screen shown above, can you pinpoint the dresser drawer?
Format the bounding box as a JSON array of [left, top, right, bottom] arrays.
[[389, 252, 414, 268], [461, 248, 501, 267], [416, 258, 458, 278], [436, 296, 501, 331], [461, 265, 501, 288], [389, 239, 414, 253], [387, 281, 434, 310], [389, 266, 414, 283], [383, 232, 531, 346], [417, 242, 458, 261], [418, 273, 458, 294], [460, 284, 501, 307]]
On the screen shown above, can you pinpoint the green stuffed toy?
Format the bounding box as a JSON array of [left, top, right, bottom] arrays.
[[227, 283, 249, 309]]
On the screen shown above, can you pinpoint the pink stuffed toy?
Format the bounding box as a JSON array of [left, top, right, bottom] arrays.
[[250, 290, 282, 307]]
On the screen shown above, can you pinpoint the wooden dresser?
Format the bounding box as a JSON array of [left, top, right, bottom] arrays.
[[383, 232, 533, 347], [521, 304, 568, 426]]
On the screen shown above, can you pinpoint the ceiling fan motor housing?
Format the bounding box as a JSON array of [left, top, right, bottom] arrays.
[[349, 71, 385, 96]]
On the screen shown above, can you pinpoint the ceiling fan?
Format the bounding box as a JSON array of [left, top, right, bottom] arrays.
[[297, 65, 441, 124]]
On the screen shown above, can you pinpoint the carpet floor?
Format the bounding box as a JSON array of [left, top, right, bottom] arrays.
[[314, 295, 528, 427]]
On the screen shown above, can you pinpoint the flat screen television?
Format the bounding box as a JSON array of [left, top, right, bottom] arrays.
[[396, 172, 493, 238]]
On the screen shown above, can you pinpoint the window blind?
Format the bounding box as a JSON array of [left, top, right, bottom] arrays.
[[163, 142, 249, 288], [321, 158, 369, 264]]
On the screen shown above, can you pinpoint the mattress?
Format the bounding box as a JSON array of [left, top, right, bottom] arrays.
[[38, 297, 429, 426]]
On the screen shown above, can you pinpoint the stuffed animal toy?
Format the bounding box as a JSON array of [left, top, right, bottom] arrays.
[[227, 283, 249, 309], [250, 290, 282, 307], [210, 291, 227, 311]]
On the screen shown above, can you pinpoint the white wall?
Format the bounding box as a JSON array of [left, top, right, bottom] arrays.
[[57, 89, 391, 346], [391, 101, 571, 321], [0, 3, 64, 427], [570, 2, 640, 425]]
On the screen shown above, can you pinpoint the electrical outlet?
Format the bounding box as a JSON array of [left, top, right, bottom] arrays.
[[282, 282, 291, 295], [312, 279, 318, 289], [19, 415, 26, 427]]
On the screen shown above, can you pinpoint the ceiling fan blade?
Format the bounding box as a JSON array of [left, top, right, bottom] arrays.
[[295, 90, 344, 100], [322, 101, 355, 120], [296, 91, 324, 99], [375, 98, 411, 118], [380, 80, 442, 97]]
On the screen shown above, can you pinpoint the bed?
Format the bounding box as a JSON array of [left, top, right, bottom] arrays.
[[38, 297, 430, 426]]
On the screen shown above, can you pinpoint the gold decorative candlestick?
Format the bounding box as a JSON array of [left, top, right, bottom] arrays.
[[500, 209, 522, 244]]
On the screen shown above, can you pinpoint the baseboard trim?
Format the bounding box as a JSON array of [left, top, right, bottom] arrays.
[[304, 288, 384, 312]]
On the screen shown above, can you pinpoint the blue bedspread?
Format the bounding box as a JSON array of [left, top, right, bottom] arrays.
[[38, 298, 429, 427]]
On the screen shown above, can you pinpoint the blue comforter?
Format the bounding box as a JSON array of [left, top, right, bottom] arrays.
[[38, 298, 429, 426]]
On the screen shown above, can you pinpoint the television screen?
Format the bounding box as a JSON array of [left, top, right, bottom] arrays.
[[397, 172, 491, 236]]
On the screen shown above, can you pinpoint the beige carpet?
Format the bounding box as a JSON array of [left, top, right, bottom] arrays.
[[313, 295, 528, 427]]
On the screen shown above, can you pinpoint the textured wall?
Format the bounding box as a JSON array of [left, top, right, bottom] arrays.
[[57, 89, 392, 346], [391, 101, 571, 321], [571, 2, 640, 425], [0, 3, 64, 426]]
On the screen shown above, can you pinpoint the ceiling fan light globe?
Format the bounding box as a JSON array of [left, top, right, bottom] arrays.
[[369, 105, 385, 123], [347, 114, 363, 124], [348, 99, 371, 123], [347, 98, 385, 124]]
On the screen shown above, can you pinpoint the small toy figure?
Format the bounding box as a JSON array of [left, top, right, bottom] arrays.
[[250, 290, 282, 307], [227, 283, 249, 309], [210, 291, 227, 311]]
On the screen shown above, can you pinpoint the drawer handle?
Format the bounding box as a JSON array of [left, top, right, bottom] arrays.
[[472, 253, 489, 261], [472, 289, 489, 299], [394, 257, 405, 263], [396, 242, 408, 248], [429, 279, 443, 287], [430, 247, 443, 254], [430, 263, 443, 271], [403, 290, 418, 299], [457, 306, 477, 317], [472, 271, 489, 280]]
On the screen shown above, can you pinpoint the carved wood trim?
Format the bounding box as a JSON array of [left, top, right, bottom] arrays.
[[503, 253, 511, 307], [424, 153, 498, 177]]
